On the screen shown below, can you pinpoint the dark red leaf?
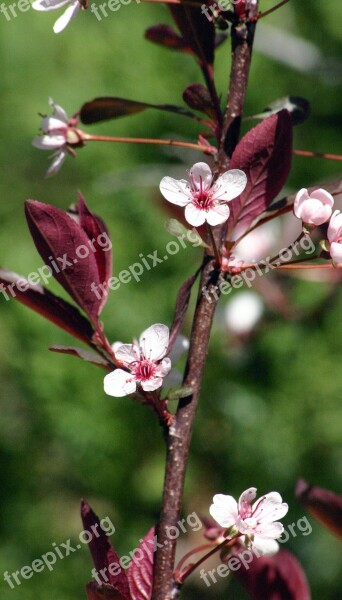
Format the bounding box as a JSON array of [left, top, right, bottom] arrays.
[[49, 345, 111, 369], [25, 200, 102, 323], [295, 479, 342, 540], [0, 269, 94, 345], [127, 527, 155, 600], [168, 271, 200, 352], [234, 549, 311, 600], [169, 4, 216, 65], [228, 110, 293, 236], [183, 84, 215, 119], [86, 581, 128, 600], [145, 24, 192, 53], [81, 501, 131, 600], [74, 193, 112, 313], [80, 97, 196, 125]]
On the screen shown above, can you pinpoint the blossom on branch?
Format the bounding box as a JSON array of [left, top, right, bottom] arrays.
[[210, 487, 288, 555], [104, 324, 171, 397], [327, 210, 342, 264], [293, 188, 334, 227], [160, 162, 247, 227], [32, 0, 85, 34], [32, 98, 83, 176]]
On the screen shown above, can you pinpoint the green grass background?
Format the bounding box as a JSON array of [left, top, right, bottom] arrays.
[[0, 1, 341, 598]]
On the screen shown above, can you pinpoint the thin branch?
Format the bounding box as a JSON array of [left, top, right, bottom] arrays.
[[151, 7, 259, 599], [258, 0, 290, 20], [293, 149, 342, 161], [83, 133, 215, 154]]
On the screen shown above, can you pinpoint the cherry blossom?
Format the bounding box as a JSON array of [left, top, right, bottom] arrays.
[[32, 0, 83, 34], [294, 188, 334, 227], [327, 210, 342, 264], [32, 99, 82, 177], [210, 487, 288, 555], [159, 162, 247, 227], [104, 324, 171, 397]]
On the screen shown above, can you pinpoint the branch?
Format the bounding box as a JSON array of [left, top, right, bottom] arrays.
[[151, 6, 259, 599]]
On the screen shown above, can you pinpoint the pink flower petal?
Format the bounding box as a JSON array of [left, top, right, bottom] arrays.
[[141, 377, 163, 392], [53, 1, 80, 33], [104, 369, 136, 397], [139, 323, 169, 362], [252, 492, 288, 522], [212, 169, 247, 202], [206, 204, 230, 226], [239, 487, 257, 516], [46, 149, 67, 177], [209, 494, 239, 528], [189, 162, 213, 191], [328, 210, 342, 243], [184, 203, 206, 227], [32, 135, 65, 150], [114, 344, 137, 366], [159, 177, 191, 207], [155, 357, 172, 377], [311, 188, 334, 207], [330, 241, 342, 264]]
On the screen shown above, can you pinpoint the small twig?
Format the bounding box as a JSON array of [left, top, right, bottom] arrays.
[[83, 133, 215, 154], [257, 0, 290, 20], [293, 149, 342, 162], [206, 223, 221, 266]]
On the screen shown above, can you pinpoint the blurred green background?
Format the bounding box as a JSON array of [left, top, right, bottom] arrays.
[[0, 1, 341, 598]]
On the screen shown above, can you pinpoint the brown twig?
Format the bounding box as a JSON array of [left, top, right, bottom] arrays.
[[151, 7, 258, 599]]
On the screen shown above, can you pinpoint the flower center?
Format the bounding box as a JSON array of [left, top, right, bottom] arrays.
[[134, 359, 157, 382], [191, 175, 215, 212]]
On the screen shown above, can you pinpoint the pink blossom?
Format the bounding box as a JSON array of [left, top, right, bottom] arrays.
[[32, 99, 81, 176], [210, 487, 288, 555], [327, 210, 342, 264], [104, 324, 171, 397], [294, 188, 334, 226], [32, 0, 83, 33], [160, 162, 247, 227]]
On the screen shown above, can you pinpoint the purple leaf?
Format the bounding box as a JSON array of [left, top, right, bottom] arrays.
[[234, 549, 311, 600], [145, 24, 192, 53], [49, 345, 112, 369], [0, 269, 94, 345], [169, 4, 216, 66], [183, 84, 216, 119], [127, 527, 155, 600], [228, 110, 293, 236], [296, 479, 342, 540], [81, 501, 131, 600], [80, 97, 197, 125], [168, 271, 200, 352], [86, 581, 128, 600], [75, 193, 112, 313], [25, 199, 104, 323]]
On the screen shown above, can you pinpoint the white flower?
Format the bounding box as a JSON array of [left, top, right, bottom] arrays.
[[32, 98, 80, 176], [160, 162, 247, 227], [104, 324, 172, 397], [32, 0, 82, 34], [210, 487, 288, 556], [327, 210, 342, 264]]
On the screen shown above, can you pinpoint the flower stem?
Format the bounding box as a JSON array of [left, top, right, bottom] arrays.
[[176, 535, 239, 584], [258, 0, 290, 20], [206, 223, 221, 266], [83, 133, 215, 155]]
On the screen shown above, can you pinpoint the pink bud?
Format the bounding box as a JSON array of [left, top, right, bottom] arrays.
[[293, 188, 334, 226], [327, 210, 342, 264]]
